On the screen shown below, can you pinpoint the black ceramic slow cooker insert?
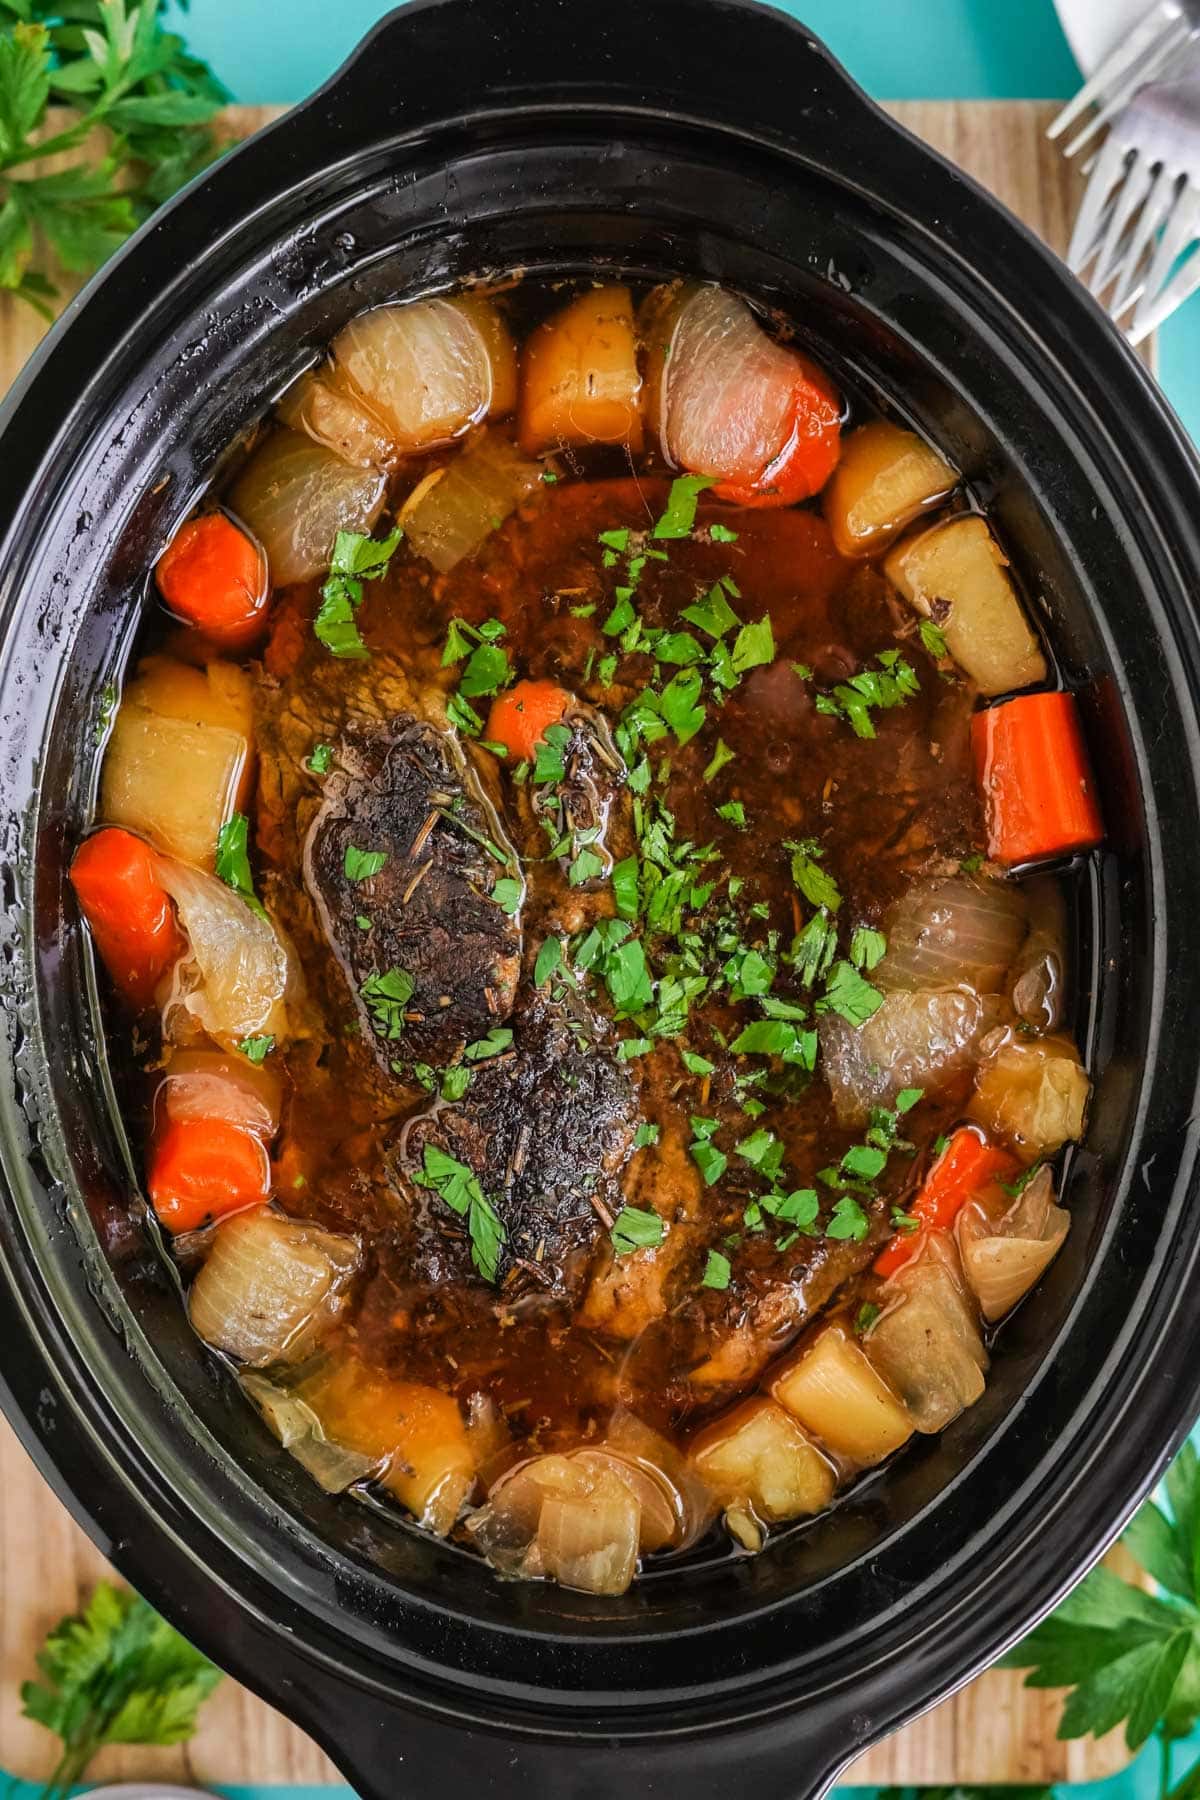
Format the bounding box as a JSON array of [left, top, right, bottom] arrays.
[[3, 2, 1200, 1794]]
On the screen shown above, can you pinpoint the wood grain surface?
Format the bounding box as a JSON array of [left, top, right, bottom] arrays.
[[0, 101, 1138, 1790]]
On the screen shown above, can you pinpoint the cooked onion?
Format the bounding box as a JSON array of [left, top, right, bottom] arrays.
[[879, 873, 1028, 995], [958, 1165, 1070, 1319], [240, 1372, 378, 1492], [467, 1451, 643, 1593], [820, 986, 1012, 1125], [400, 428, 543, 572], [968, 1031, 1089, 1161], [276, 371, 396, 470], [156, 856, 295, 1049], [604, 1408, 717, 1550], [229, 429, 386, 586], [328, 298, 494, 453], [769, 1324, 913, 1467], [161, 1046, 283, 1139], [190, 1207, 359, 1364], [866, 1236, 987, 1432], [573, 1450, 679, 1554], [1007, 876, 1068, 1031], [646, 283, 838, 496]]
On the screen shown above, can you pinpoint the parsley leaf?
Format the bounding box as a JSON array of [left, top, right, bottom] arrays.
[[21, 1581, 222, 1795], [306, 743, 333, 774], [826, 1195, 869, 1241], [611, 1206, 665, 1255], [492, 876, 523, 916], [463, 1027, 514, 1062], [850, 926, 887, 971], [701, 1248, 732, 1289], [360, 966, 414, 1039], [681, 582, 740, 639], [731, 615, 775, 674], [237, 1034, 274, 1064], [817, 960, 885, 1026], [534, 936, 563, 987], [416, 1144, 506, 1281], [215, 814, 268, 921], [653, 473, 716, 538], [787, 839, 842, 913], [314, 527, 402, 659], [458, 641, 512, 698], [344, 845, 388, 882], [703, 738, 736, 782], [658, 668, 707, 744]]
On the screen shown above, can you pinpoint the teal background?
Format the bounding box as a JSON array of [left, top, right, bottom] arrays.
[[35, 2, 1200, 1794]]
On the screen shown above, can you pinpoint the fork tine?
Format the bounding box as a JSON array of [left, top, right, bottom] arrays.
[[1110, 163, 1179, 315], [1130, 183, 1200, 339], [1089, 151, 1157, 293], [1047, 0, 1180, 140], [1067, 136, 1131, 271], [1062, 17, 1193, 158]]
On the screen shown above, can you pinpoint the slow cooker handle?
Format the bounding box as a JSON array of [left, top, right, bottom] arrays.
[[315, 1679, 855, 1800], [295, 0, 908, 185]]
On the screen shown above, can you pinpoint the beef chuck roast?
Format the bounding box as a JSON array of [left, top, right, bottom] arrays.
[[304, 716, 522, 1070], [392, 985, 638, 1296]]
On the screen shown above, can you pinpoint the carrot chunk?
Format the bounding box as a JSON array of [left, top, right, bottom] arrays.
[[69, 827, 182, 1009], [972, 691, 1103, 866], [148, 1116, 270, 1234], [875, 1127, 1018, 1278], [486, 679, 571, 762], [155, 513, 269, 650]]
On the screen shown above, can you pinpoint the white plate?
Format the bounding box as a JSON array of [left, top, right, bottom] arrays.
[[1053, 0, 1164, 76]]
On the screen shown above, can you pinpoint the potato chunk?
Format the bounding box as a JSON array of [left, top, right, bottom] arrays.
[[518, 284, 643, 453], [885, 515, 1047, 697], [299, 1360, 475, 1537], [824, 420, 956, 558], [769, 1321, 913, 1466], [968, 1032, 1089, 1162], [691, 1397, 835, 1548], [100, 657, 253, 869]]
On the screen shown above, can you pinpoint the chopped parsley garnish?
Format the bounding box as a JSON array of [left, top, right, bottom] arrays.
[[491, 876, 523, 916], [729, 1018, 816, 1068], [633, 1122, 661, 1149], [681, 582, 740, 640], [611, 1205, 665, 1255], [855, 1301, 881, 1335], [736, 1128, 784, 1179], [534, 936, 563, 987], [611, 856, 640, 921], [343, 845, 388, 883], [314, 526, 402, 659], [306, 743, 333, 774], [793, 910, 838, 986], [598, 527, 631, 552], [816, 960, 885, 1026], [850, 927, 887, 972], [701, 1248, 732, 1290], [1000, 1160, 1045, 1199], [359, 966, 414, 1039], [708, 522, 739, 543], [416, 1144, 506, 1283], [813, 649, 920, 739], [463, 1027, 514, 1063], [356, 914, 372, 931], [689, 1130, 727, 1186], [717, 800, 746, 828], [826, 1195, 870, 1241], [657, 668, 707, 744], [440, 1066, 472, 1101], [458, 641, 512, 698], [919, 619, 949, 658], [215, 814, 268, 921], [787, 839, 842, 913], [652, 473, 716, 539], [731, 615, 775, 674], [681, 1049, 715, 1076], [960, 851, 985, 874], [238, 1035, 274, 1063], [703, 738, 736, 782]]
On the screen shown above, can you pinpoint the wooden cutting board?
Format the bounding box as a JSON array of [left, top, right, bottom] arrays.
[[0, 101, 1141, 1791]]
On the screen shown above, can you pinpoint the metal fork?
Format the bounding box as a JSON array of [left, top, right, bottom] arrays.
[[1064, 43, 1200, 343], [1048, 0, 1200, 160]]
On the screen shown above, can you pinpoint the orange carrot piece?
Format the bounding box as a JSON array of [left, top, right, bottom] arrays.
[[69, 827, 182, 1009], [875, 1127, 1018, 1278], [148, 1117, 270, 1234], [486, 679, 571, 762], [714, 355, 842, 508], [972, 691, 1103, 866], [155, 513, 269, 650]]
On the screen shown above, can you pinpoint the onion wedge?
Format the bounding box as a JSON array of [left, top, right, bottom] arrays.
[[958, 1165, 1070, 1320]]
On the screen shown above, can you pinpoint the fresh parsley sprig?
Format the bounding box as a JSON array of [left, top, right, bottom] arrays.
[[1004, 1442, 1200, 1794], [1, 2, 226, 318], [22, 1580, 222, 1800]]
